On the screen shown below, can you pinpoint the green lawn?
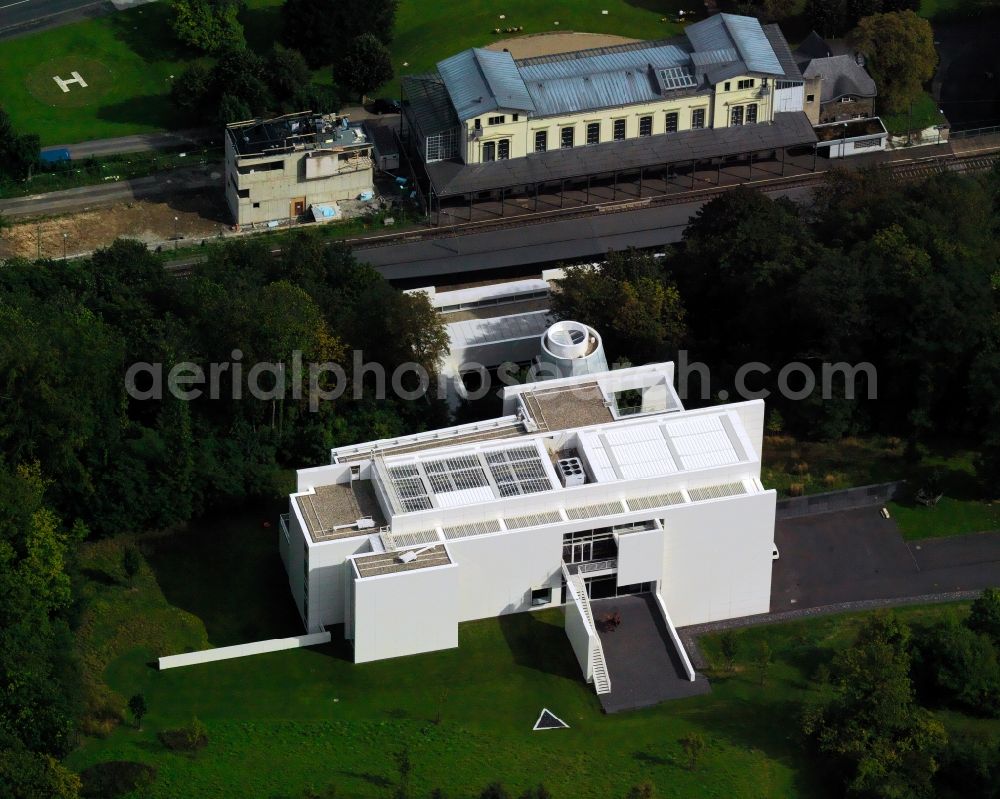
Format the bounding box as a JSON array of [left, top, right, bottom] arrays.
[[881, 91, 947, 138], [1, 0, 682, 147], [0, 3, 198, 145], [68, 521, 992, 799], [889, 496, 1000, 540]]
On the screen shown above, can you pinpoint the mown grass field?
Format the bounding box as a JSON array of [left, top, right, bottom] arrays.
[[0, 0, 683, 147], [67, 518, 992, 799]]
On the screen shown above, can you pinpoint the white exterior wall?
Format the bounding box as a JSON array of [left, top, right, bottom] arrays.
[[660, 489, 777, 627], [309, 537, 372, 629], [823, 135, 887, 158], [444, 526, 563, 622], [564, 586, 594, 682], [351, 563, 460, 663], [774, 83, 805, 113], [616, 526, 665, 587]]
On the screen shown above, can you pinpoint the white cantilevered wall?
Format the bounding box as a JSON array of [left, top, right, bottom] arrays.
[[659, 487, 776, 626], [349, 556, 460, 663]]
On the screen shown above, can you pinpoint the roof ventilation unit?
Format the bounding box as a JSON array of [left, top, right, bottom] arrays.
[[556, 457, 586, 488], [536, 321, 609, 380]]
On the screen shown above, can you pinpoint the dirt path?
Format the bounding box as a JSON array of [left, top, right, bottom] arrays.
[[485, 31, 639, 59]]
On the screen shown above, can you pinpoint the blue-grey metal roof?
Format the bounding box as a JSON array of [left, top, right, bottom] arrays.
[[517, 41, 696, 118], [437, 48, 535, 120], [517, 41, 690, 81], [523, 69, 662, 117], [691, 47, 739, 67], [685, 13, 783, 75]]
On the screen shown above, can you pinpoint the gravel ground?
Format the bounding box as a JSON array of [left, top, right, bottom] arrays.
[[485, 31, 639, 59]]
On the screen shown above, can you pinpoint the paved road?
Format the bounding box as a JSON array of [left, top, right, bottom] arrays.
[[0, 0, 107, 38], [772, 507, 1000, 610], [0, 165, 220, 218], [43, 128, 219, 159]]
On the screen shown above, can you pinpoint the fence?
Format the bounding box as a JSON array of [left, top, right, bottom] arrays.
[[775, 481, 905, 520], [158, 631, 331, 670], [951, 125, 1000, 140]]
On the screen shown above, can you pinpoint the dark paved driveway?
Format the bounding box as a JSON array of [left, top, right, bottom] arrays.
[[772, 507, 1000, 612], [591, 594, 710, 713], [0, 0, 107, 38]]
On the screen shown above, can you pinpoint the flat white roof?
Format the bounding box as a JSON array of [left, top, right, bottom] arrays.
[[445, 310, 550, 349], [375, 406, 753, 516]]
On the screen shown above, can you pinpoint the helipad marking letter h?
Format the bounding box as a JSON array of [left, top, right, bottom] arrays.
[[52, 72, 88, 93]]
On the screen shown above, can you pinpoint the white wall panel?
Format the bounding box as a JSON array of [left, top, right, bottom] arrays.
[[352, 564, 459, 663], [444, 526, 563, 622], [617, 526, 665, 586], [660, 490, 776, 627]]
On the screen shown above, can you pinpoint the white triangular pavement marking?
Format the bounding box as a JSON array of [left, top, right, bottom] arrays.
[[532, 708, 569, 730]]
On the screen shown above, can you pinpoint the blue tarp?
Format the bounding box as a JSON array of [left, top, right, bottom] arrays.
[[40, 149, 71, 164]]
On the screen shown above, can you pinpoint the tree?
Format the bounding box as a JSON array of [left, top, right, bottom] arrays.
[[679, 731, 706, 770], [803, 613, 947, 799], [169, 62, 214, 114], [969, 588, 1000, 646], [753, 640, 772, 686], [806, 0, 847, 36], [851, 11, 937, 113], [551, 248, 686, 366], [128, 694, 147, 730], [917, 619, 1000, 716], [624, 781, 656, 799], [719, 630, 739, 673], [0, 106, 39, 182], [282, 0, 397, 67], [334, 34, 394, 103], [479, 783, 511, 799], [121, 545, 141, 587], [0, 747, 81, 799], [171, 0, 245, 54], [393, 747, 411, 799]]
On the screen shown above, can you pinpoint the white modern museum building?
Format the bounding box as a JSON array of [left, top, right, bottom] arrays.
[[280, 324, 776, 693]]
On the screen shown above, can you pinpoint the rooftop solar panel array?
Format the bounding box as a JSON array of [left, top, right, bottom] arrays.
[[484, 446, 553, 497]]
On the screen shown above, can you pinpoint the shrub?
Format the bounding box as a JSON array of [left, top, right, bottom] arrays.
[[788, 483, 805, 497], [79, 761, 156, 798], [158, 716, 209, 752]]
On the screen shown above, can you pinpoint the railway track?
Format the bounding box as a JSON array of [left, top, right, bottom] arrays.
[[163, 148, 999, 277]]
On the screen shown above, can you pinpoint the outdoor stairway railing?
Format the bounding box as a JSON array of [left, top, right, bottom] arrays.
[[568, 572, 612, 696]]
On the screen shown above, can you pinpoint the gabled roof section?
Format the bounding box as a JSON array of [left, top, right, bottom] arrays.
[[437, 48, 535, 120], [685, 13, 784, 75], [802, 55, 876, 102]]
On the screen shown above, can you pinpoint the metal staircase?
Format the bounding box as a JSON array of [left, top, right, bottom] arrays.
[[568, 573, 611, 695]]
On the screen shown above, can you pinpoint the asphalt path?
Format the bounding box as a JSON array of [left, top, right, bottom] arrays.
[[42, 128, 219, 159], [0, 165, 220, 217], [772, 507, 1000, 610], [0, 0, 107, 38]]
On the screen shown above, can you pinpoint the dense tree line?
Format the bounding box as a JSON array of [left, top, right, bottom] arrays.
[[554, 167, 1000, 486], [803, 596, 1000, 799], [0, 106, 39, 182], [171, 44, 340, 125], [0, 235, 447, 794], [281, 0, 397, 69]]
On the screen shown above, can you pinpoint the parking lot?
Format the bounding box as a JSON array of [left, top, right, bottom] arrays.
[[772, 507, 1000, 610]]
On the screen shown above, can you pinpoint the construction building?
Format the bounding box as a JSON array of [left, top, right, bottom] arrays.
[[224, 112, 374, 226]]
